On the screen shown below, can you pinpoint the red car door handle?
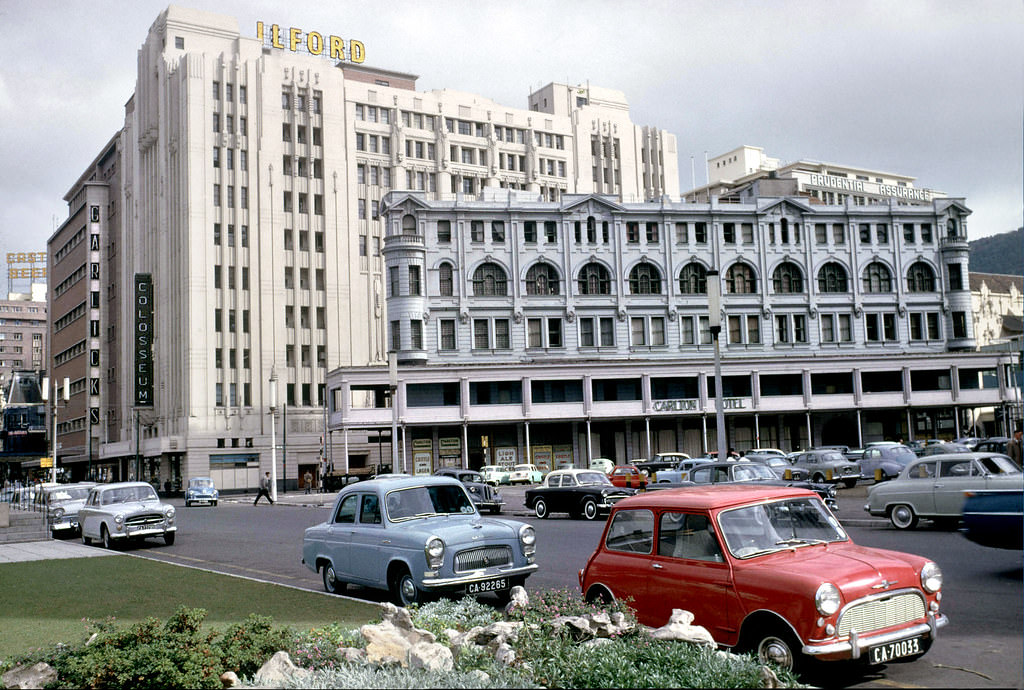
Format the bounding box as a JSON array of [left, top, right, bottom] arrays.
[[652, 563, 664, 570]]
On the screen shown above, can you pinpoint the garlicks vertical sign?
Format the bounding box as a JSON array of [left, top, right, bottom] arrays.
[[134, 274, 154, 407]]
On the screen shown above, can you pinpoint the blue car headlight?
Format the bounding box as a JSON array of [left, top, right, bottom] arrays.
[[425, 536, 445, 570]]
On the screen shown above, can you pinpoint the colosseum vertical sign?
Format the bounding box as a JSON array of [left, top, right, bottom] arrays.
[[134, 274, 154, 407]]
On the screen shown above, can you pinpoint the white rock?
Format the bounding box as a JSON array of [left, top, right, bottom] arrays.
[[219, 670, 239, 688], [407, 641, 455, 672], [253, 651, 311, 686], [2, 662, 58, 690]]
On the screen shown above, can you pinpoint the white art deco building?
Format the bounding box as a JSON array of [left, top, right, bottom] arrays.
[[324, 189, 1015, 473], [48, 6, 679, 490]]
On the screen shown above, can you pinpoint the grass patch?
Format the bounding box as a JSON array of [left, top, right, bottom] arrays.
[[0, 556, 380, 660]]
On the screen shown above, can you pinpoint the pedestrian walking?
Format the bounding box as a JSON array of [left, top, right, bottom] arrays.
[[254, 471, 274, 505], [1008, 423, 1023, 469], [303, 470, 313, 494]]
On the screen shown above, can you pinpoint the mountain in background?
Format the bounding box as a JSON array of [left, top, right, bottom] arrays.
[[970, 227, 1022, 276]]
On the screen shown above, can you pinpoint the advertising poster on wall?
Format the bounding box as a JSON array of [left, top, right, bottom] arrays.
[[553, 445, 574, 469], [439, 437, 461, 468], [413, 451, 433, 475], [531, 445, 552, 472], [495, 447, 517, 470]]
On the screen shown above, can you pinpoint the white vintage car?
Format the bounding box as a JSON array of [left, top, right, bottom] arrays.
[[79, 482, 177, 549]]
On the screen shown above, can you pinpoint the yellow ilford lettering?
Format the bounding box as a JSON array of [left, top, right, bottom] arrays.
[[350, 39, 365, 63], [256, 21, 264, 40], [289, 27, 302, 52], [271, 24, 284, 49], [306, 31, 323, 55], [330, 35, 344, 59]]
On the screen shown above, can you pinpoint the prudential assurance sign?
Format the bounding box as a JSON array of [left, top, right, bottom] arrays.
[[134, 274, 154, 407]]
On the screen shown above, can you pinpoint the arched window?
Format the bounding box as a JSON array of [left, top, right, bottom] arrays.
[[628, 263, 662, 294], [438, 262, 454, 297], [862, 262, 892, 293], [817, 262, 848, 293], [472, 262, 508, 296], [906, 261, 936, 293], [678, 263, 707, 294], [771, 261, 804, 294], [525, 263, 560, 295], [577, 262, 611, 295], [725, 262, 756, 294], [402, 214, 417, 235]]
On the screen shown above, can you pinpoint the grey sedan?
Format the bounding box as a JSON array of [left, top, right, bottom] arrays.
[[864, 452, 1022, 529], [789, 449, 861, 488], [302, 475, 537, 606], [79, 482, 177, 548]]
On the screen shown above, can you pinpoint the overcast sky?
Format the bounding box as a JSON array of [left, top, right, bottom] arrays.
[[1, 0, 1021, 274]]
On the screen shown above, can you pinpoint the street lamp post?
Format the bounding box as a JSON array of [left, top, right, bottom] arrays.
[[269, 369, 278, 502], [389, 352, 400, 473], [44, 377, 69, 483], [707, 271, 728, 461]]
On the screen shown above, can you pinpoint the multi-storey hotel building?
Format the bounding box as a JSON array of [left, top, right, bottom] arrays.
[[685, 145, 947, 207], [46, 6, 679, 490], [325, 190, 1015, 473]]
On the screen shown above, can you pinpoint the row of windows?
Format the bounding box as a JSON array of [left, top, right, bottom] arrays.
[[215, 382, 323, 407], [212, 81, 247, 104], [282, 267, 327, 292], [354, 103, 390, 123], [357, 163, 394, 186], [213, 224, 249, 247], [280, 156, 324, 178], [283, 90, 323, 113], [213, 265, 250, 290], [282, 228, 325, 252], [390, 308, 959, 354], [355, 133, 392, 154], [282, 123, 323, 146], [212, 184, 249, 208], [282, 191, 326, 214], [212, 147, 249, 170], [212, 113, 248, 136], [409, 260, 951, 298], [417, 217, 939, 249]]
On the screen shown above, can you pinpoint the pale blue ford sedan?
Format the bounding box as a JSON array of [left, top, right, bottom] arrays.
[[302, 475, 538, 605]]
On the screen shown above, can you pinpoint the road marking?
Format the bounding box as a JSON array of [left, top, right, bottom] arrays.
[[870, 679, 927, 688], [133, 552, 299, 580]]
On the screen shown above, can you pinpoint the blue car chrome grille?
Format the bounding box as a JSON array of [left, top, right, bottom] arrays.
[[125, 514, 165, 527], [837, 593, 926, 636], [454, 546, 512, 572]]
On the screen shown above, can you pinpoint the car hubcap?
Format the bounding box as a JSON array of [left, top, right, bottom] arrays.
[[759, 637, 793, 670], [894, 506, 911, 526], [326, 567, 336, 589], [401, 577, 416, 603]]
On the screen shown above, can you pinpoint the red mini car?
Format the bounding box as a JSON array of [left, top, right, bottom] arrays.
[[608, 465, 648, 489], [579, 485, 946, 674]]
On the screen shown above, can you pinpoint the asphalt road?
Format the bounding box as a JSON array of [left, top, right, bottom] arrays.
[[128, 483, 1021, 688]]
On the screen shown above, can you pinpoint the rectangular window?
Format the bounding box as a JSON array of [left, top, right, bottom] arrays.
[[681, 316, 695, 344], [580, 318, 595, 347], [600, 317, 615, 346], [547, 319, 563, 348], [492, 221, 505, 242], [876, 223, 889, 244], [631, 317, 646, 346], [866, 314, 880, 342], [838, 314, 852, 342], [815, 223, 827, 244], [910, 313, 924, 340], [212, 113, 220, 133], [675, 222, 688, 244], [694, 222, 707, 243], [408, 266, 421, 295], [437, 220, 452, 243], [794, 314, 807, 343], [527, 318, 543, 348], [927, 312, 940, 339], [833, 223, 845, 244], [821, 314, 836, 343], [741, 223, 754, 244], [545, 221, 558, 243], [650, 317, 665, 346], [410, 320, 423, 349], [495, 319, 510, 349], [920, 223, 933, 242], [523, 221, 537, 243], [948, 263, 963, 290], [747, 315, 760, 344], [723, 223, 735, 244], [859, 224, 871, 243], [646, 222, 659, 243], [440, 319, 456, 351], [473, 319, 489, 349], [389, 267, 399, 297], [390, 320, 400, 352], [471, 220, 484, 242], [952, 311, 968, 338], [903, 223, 915, 243], [728, 315, 742, 344], [626, 222, 640, 243], [213, 147, 220, 168], [775, 315, 790, 343]]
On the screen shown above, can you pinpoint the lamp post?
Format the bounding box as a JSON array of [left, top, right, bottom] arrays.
[[269, 369, 278, 502], [707, 270, 728, 461], [389, 352, 400, 473], [44, 377, 69, 483]]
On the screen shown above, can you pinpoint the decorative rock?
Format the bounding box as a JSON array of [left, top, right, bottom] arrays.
[[253, 651, 311, 686], [407, 640, 455, 672], [647, 608, 715, 646], [337, 646, 367, 663], [2, 662, 58, 690], [759, 665, 781, 688], [582, 637, 614, 648], [219, 670, 239, 688], [503, 585, 530, 614], [493, 641, 516, 666], [467, 669, 491, 683]]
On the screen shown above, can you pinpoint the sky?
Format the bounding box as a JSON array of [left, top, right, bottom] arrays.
[[0, 0, 1021, 274]]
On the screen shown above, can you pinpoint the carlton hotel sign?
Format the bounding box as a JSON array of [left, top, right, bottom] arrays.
[[804, 172, 934, 202], [653, 398, 751, 412]]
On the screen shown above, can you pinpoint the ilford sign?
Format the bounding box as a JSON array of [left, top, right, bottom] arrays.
[[134, 274, 154, 407], [652, 398, 751, 412], [805, 173, 932, 202], [256, 22, 365, 63]]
